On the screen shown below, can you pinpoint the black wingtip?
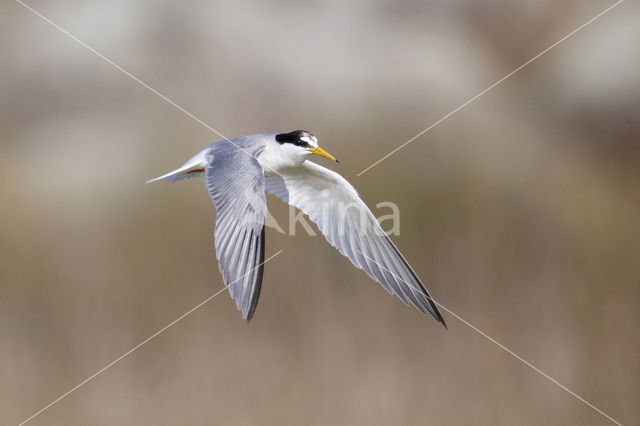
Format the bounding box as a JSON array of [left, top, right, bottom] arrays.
[[432, 302, 447, 329], [244, 226, 265, 325], [424, 294, 447, 329]]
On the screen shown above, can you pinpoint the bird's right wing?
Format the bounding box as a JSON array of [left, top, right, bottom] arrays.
[[205, 142, 267, 322], [265, 160, 446, 326]]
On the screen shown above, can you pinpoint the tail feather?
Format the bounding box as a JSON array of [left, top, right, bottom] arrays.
[[146, 158, 208, 184]]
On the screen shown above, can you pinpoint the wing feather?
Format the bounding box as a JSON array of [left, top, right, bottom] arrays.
[[206, 141, 267, 322], [265, 160, 446, 326]]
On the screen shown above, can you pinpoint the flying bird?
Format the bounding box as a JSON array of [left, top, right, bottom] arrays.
[[147, 130, 446, 327]]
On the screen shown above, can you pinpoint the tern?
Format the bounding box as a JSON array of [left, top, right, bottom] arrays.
[[147, 130, 446, 327]]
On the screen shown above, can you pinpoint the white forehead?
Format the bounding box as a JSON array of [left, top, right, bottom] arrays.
[[300, 134, 318, 146]]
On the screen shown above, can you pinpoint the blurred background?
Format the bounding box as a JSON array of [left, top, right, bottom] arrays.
[[1, 0, 639, 424]]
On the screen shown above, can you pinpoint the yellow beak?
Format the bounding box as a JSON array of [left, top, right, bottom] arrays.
[[309, 146, 338, 162]]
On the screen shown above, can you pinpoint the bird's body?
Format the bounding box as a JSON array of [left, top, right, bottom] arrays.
[[148, 131, 446, 327]]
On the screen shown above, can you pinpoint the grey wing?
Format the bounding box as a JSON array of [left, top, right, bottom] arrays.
[[206, 141, 267, 322], [265, 161, 446, 327]]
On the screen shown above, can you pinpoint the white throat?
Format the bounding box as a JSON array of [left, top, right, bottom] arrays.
[[257, 140, 309, 175]]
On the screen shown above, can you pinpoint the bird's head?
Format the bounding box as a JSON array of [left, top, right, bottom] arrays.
[[274, 130, 338, 163]]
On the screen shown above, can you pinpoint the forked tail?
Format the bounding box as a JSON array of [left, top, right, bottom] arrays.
[[146, 153, 209, 183]]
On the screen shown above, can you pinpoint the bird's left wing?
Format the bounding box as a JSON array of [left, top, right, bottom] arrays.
[[265, 161, 446, 327], [206, 142, 267, 321]]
